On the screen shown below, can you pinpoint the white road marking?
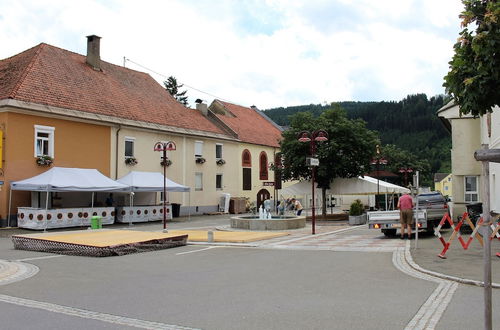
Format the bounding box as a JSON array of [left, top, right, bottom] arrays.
[[176, 246, 218, 255], [14, 255, 65, 262], [0, 294, 199, 330], [392, 241, 458, 330], [265, 225, 364, 246]]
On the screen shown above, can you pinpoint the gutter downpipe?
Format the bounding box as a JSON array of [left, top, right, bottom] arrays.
[[115, 125, 122, 179]]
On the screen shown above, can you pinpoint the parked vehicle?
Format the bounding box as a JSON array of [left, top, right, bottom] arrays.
[[368, 192, 449, 237], [458, 202, 482, 234]]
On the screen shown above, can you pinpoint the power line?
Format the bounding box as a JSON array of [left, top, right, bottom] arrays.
[[123, 57, 235, 104]]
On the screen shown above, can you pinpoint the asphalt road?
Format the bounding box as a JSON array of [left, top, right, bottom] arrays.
[[0, 215, 498, 329]]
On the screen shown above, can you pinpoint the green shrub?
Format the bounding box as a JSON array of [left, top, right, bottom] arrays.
[[349, 199, 364, 216]]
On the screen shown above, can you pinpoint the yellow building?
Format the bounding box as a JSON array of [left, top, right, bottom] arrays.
[[433, 173, 452, 198]]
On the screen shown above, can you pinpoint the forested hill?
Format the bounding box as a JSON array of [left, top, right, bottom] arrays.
[[264, 93, 451, 176]]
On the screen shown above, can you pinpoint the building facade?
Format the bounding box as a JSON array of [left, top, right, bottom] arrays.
[[437, 102, 499, 219], [0, 36, 283, 226]]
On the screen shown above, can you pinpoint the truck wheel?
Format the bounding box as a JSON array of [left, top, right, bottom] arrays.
[[382, 229, 397, 237]]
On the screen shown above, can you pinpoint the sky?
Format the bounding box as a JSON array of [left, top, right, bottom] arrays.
[[0, 0, 464, 109]]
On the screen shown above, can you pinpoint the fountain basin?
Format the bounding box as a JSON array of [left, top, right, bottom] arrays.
[[230, 215, 306, 230]]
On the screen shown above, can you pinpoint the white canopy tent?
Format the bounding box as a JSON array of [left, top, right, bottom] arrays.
[[116, 171, 190, 192], [329, 176, 410, 195], [11, 167, 128, 192], [116, 171, 191, 221], [280, 176, 410, 210], [9, 167, 129, 230], [281, 176, 409, 196]]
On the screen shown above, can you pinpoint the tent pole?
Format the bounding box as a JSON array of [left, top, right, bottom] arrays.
[[44, 188, 49, 232], [7, 186, 12, 228], [188, 191, 191, 221]]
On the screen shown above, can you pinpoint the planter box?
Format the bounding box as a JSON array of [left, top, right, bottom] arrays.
[[349, 214, 367, 225]]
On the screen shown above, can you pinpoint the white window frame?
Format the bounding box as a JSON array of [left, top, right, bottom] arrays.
[[125, 137, 135, 158], [34, 125, 55, 158], [464, 176, 478, 202], [215, 143, 223, 159], [216, 173, 223, 190], [195, 172, 203, 191], [195, 141, 203, 158]]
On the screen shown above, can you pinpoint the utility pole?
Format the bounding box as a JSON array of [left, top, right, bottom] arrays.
[[474, 146, 500, 330]]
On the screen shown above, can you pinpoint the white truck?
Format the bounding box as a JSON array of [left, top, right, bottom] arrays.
[[367, 192, 449, 237]]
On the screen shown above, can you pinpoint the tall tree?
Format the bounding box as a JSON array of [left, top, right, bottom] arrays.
[[278, 104, 379, 215], [443, 0, 500, 116], [164, 76, 188, 106]]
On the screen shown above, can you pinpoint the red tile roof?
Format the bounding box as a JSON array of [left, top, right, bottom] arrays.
[[211, 100, 282, 148], [0, 43, 225, 135]]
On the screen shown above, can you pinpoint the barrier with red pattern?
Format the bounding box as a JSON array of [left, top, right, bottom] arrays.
[[435, 212, 499, 259]]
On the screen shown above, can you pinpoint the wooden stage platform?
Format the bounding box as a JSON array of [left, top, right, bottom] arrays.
[[11, 230, 188, 257]]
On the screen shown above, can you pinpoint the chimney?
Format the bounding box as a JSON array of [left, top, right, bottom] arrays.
[[86, 35, 101, 70], [195, 99, 208, 116]]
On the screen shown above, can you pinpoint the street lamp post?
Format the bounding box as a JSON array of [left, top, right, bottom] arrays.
[[370, 145, 387, 210], [399, 167, 413, 186], [298, 130, 329, 235], [154, 141, 176, 232]]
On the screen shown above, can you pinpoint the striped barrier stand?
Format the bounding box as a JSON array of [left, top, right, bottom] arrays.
[[436, 212, 484, 259], [436, 212, 500, 259]]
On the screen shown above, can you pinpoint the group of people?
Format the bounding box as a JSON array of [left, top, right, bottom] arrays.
[[274, 198, 303, 216]]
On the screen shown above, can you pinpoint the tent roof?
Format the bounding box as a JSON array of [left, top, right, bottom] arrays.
[[330, 176, 410, 195], [11, 167, 128, 192], [280, 176, 409, 196], [116, 171, 190, 192]]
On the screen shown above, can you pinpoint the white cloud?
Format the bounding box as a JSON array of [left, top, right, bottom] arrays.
[[0, 0, 463, 109]]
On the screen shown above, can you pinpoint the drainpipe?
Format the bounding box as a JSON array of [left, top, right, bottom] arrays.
[[115, 125, 122, 179]]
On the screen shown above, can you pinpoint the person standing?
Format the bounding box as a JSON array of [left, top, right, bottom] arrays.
[[293, 199, 304, 216], [397, 192, 414, 239]]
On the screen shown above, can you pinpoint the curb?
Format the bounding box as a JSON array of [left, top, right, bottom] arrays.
[[405, 242, 500, 289]]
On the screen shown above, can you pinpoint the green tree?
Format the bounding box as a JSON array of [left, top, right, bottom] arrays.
[[164, 76, 188, 106], [379, 144, 432, 186], [443, 0, 500, 116], [278, 104, 379, 215]]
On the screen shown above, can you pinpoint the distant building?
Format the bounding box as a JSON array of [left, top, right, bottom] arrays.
[[434, 173, 452, 198]]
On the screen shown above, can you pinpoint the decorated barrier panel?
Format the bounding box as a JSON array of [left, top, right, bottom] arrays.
[[17, 207, 115, 230], [115, 205, 172, 223], [435, 212, 500, 259]]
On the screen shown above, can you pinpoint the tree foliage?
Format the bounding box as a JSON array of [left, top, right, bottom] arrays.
[[278, 105, 379, 214], [443, 0, 500, 116], [164, 76, 188, 106], [265, 94, 450, 186]]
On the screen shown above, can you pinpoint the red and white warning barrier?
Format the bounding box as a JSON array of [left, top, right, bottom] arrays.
[[435, 212, 499, 259]]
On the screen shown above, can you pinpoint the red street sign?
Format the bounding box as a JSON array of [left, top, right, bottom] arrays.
[[263, 182, 274, 186]]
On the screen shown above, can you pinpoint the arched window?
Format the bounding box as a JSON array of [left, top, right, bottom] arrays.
[[242, 149, 251, 167], [259, 151, 268, 180]]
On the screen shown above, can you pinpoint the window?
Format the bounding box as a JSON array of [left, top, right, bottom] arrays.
[[465, 176, 478, 202], [125, 137, 135, 158], [242, 149, 251, 167], [259, 151, 268, 180], [195, 172, 203, 191], [34, 125, 55, 157], [216, 144, 223, 159], [216, 174, 223, 190], [243, 168, 251, 190], [195, 141, 203, 158]]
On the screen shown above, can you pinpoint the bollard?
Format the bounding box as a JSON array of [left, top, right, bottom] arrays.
[[207, 231, 214, 242]]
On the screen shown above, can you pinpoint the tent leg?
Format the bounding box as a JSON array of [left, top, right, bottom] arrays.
[[7, 187, 12, 228], [188, 192, 191, 221], [44, 189, 49, 232]]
